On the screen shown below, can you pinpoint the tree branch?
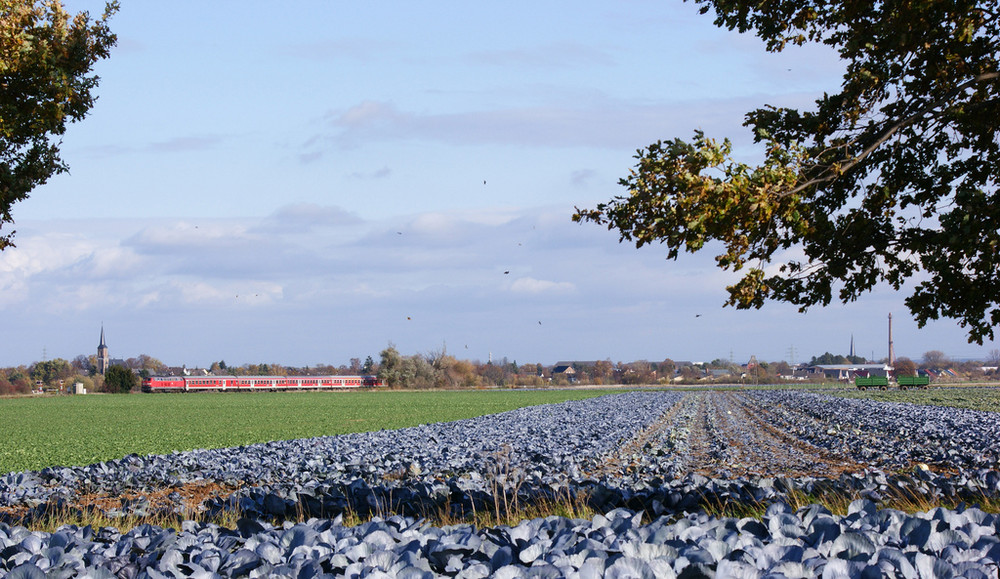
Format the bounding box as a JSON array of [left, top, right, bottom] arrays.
[[785, 71, 1000, 197]]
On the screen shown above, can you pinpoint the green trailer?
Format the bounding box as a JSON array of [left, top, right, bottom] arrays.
[[854, 376, 889, 390], [896, 375, 931, 390], [855, 374, 930, 390]]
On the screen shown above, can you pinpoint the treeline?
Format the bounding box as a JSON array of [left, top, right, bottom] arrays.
[[205, 357, 377, 377], [5, 347, 999, 396], [375, 346, 542, 389], [1, 358, 94, 395], [376, 347, 676, 389], [0, 354, 164, 395]]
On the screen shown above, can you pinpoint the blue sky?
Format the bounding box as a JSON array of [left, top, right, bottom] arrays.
[[2, 1, 994, 368]]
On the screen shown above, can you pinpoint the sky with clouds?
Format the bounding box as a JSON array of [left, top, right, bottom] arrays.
[[2, 1, 995, 368]]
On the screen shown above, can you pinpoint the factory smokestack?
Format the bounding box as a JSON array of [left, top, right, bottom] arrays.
[[888, 313, 895, 366]]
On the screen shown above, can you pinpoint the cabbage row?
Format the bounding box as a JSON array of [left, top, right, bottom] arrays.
[[3, 502, 999, 578]]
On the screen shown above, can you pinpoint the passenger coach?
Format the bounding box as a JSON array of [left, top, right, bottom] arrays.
[[142, 375, 383, 392]]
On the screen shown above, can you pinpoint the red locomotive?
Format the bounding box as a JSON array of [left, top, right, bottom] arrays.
[[142, 374, 384, 392]]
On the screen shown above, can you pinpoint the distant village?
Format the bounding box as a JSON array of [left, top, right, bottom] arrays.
[[1, 326, 998, 395]]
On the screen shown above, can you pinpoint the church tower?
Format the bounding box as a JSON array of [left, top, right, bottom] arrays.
[[97, 325, 110, 375]]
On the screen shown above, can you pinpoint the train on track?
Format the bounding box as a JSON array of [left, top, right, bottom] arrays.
[[142, 374, 384, 393]]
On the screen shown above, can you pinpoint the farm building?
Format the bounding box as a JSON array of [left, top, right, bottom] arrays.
[[551, 363, 581, 383], [806, 363, 892, 381]]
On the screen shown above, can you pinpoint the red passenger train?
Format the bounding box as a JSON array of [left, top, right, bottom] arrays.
[[142, 374, 384, 393]]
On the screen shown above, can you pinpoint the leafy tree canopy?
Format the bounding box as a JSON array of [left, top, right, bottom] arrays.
[[29, 357, 71, 384], [103, 364, 136, 393], [1, 0, 117, 250], [575, 0, 999, 343]]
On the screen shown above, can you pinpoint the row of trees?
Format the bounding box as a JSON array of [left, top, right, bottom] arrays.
[[369, 350, 793, 388], [206, 357, 378, 377], [0, 352, 160, 395], [808, 349, 1000, 368], [0, 363, 138, 396], [377, 346, 537, 389], [372, 347, 1000, 388], [4, 346, 999, 396]]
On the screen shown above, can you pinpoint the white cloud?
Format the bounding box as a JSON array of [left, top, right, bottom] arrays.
[[307, 95, 767, 153], [255, 204, 363, 234], [173, 280, 284, 307], [338, 100, 398, 127], [0, 277, 27, 307], [0, 232, 94, 276], [86, 245, 147, 279], [509, 277, 576, 295], [125, 221, 254, 252]]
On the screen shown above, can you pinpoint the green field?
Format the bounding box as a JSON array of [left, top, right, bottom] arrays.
[[832, 386, 1000, 412], [0, 389, 612, 475]]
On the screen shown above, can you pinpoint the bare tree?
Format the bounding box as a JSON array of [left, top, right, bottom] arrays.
[[986, 349, 1000, 367], [922, 350, 951, 368]]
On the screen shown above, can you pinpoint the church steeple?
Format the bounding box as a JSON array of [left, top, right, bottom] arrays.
[[97, 324, 110, 375]]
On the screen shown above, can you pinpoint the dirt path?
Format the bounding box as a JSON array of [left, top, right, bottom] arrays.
[[633, 391, 867, 479]]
